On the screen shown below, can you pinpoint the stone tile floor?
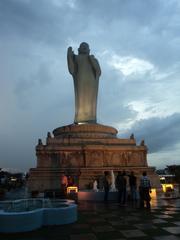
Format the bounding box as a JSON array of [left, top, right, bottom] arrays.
[[0, 198, 180, 240]]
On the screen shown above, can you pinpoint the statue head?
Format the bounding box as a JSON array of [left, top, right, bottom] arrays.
[[78, 42, 90, 55]]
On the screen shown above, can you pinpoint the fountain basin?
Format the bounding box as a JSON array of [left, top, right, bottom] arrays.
[[0, 199, 77, 233]]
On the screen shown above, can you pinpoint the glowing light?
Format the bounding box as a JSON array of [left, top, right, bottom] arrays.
[[10, 177, 17, 182], [67, 186, 78, 194], [150, 188, 157, 199], [161, 184, 174, 192]]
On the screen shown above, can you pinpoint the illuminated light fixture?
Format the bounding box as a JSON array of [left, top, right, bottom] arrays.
[[11, 177, 17, 182], [67, 186, 78, 194], [150, 188, 157, 199], [161, 184, 174, 192]]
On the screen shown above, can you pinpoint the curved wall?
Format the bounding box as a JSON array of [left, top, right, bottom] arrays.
[[0, 199, 77, 233]]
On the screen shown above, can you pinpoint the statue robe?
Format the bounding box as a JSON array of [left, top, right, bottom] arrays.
[[68, 52, 101, 123]]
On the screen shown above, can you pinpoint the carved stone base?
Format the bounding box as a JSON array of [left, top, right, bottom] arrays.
[[28, 123, 160, 192]]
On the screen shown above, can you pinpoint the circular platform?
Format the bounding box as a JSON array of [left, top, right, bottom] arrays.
[[53, 123, 118, 138]]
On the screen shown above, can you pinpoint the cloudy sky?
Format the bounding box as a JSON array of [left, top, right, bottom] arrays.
[[0, 0, 180, 172]]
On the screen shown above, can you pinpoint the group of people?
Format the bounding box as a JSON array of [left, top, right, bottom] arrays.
[[103, 171, 152, 209], [60, 170, 152, 209]]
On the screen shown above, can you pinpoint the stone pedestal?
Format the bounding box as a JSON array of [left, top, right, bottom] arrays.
[[28, 123, 160, 192]]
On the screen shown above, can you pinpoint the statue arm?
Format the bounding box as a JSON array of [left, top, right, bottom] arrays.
[[89, 55, 101, 79], [67, 47, 75, 75]]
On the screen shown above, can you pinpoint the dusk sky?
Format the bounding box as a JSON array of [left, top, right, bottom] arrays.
[[0, 0, 180, 172]]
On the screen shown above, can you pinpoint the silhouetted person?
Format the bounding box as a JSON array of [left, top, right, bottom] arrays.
[[129, 171, 137, 202], [103, 171, 111, 202], [68, 175, 74, 187], [60, 173, 68, 196], [115, 171, 127, 205], [139, 171, 151, 209]]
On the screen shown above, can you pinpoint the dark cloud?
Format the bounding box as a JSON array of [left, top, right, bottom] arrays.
[[122, 113, 180, 153], [0, 0, 180, 170], [0, 0, 75, 45]]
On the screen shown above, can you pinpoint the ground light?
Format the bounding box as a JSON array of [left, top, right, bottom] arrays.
[[150, 188, 157, 199], [67, 186, 78, 194], [161, 183, 174, 192]]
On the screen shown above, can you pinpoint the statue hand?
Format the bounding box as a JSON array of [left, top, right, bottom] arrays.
[[89, 55, 101, 77], [67, 46, 75, 75], [89, 55, 95, 63], [89, 55, 95, 59], [68, 46, 74, 55]]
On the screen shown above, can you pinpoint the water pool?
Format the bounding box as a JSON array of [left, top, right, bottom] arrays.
[[0, 198, 77, 233]]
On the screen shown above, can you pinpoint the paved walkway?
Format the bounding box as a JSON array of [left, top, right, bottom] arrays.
[[0, 197, 180, 240]]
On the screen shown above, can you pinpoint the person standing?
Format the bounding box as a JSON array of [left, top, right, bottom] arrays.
[[129, 171, 137, 202], [139, 171, 151, 209], [60, 173, 68, 196], [115, 171, 127, 205], [116, 171, 122, 203], [67, 175, 74, 187], [122, 171, 127, 205], [103, 171, 111, 202]]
